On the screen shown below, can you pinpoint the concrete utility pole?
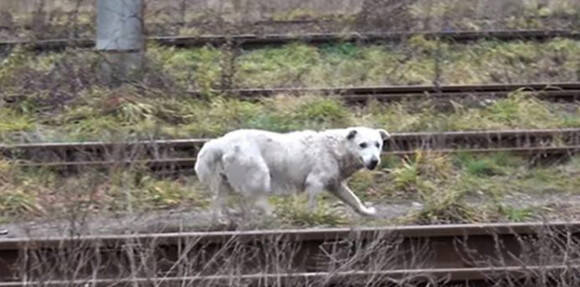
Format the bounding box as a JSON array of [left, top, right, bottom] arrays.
[[96, 0, 144, 86]]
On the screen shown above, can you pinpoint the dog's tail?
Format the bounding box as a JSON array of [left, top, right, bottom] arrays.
[[194, 139, 224, 187]]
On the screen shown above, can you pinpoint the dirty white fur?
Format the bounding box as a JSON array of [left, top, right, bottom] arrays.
[[194, 127, 390, 217]]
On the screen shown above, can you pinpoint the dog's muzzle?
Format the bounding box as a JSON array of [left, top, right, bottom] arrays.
[[366, 158, 379, 170]]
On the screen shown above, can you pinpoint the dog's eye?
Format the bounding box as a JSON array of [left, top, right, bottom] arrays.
[[375, 142, 380, 148], [359, 142, 368, 149]]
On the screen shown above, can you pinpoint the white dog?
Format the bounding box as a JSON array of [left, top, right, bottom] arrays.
[[194, 127, 390, 217]]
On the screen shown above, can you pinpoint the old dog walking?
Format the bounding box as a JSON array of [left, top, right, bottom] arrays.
[[195, 127, 390, 217]]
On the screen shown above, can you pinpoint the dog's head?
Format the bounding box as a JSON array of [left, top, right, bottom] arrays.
[[345, 127, 390, 170]]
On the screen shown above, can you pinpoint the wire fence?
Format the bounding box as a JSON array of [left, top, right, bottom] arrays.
[[0, 0, 578, 41]]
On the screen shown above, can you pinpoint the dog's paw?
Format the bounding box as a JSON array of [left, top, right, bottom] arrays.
[[362, 206, 377, 217]]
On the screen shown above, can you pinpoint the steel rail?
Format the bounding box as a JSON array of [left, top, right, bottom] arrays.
[[189, 82, 580, 102], [0, 221, 578, 249], [2, 128, 578, 151], [194, 82, 580, 96], [3, 84, 579, 106], [7, 146, 580, 169], [334, 89, 580, 103], [1, 29, 578, 50], [2, 129, 578, 169], [0, 222, 579, 285], [0, 266, 576, 287]]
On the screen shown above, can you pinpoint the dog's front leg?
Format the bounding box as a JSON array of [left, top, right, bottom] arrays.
[[305, 176, 325, 211], [332, 183, 377, 216]]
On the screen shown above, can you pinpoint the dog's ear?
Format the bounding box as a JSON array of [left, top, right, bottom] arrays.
[[347, 129, 357, 140], [378, 129, 390, 141]]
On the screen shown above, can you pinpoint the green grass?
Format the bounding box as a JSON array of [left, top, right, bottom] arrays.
[[0, 39, 578, 141], [0, 38, 579, 226], [1, 91, 577, 142], [232, 39, 579, 88], [149, 44, 222, 93], [498, 205, 535, 222], [369, 94, 580, 132], [354, 153, 580, 225], [455, 153, 525, 177], [0, 108, 35, 141], [0, 155, 579, 226], [0, 162, 210, 220], [271, 195, 349, 227]]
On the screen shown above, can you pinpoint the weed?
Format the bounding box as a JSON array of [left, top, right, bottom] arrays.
[[272, 195, 349, 227], [0, 190, 40, 218], [0, 108, 35, 140], [455, 153, 524, 177], [292, 97, 352, 128], [140, 176, 210, 209], [392, 159, 419, 190], [392, 152, 453, 191], [0, 163, 55, 219], [498, 205, 535, 222], [0, 46, 31, 87], [367, 94, 579, 133], [236, 43, 319, 87], [409, 188, 481, 224], [149, 44, 222, 94], [320, 43, 360, 59], [444, 39, 580, 84]]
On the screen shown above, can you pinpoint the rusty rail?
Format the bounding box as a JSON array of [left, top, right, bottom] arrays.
[[0, 222, 579, 285], [4, 83, 579, 107], [0, 267, 577, 287], [1, 30, 578, 50], [194, 82, 580, 102], [1, 128, 578, 170]]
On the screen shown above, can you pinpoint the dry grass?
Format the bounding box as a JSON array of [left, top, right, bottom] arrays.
[[1, 39, 579, 142], [2, 0, 578, 39], [1, 153, 579, 227], [1, 15, 578, 227], [1, 91, 578, 143]]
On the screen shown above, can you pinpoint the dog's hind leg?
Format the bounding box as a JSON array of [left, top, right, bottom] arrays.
[[239, 167, 272, 217], [331, 183, 376, 217], [223, 147, 272, 217], [254, 194, 274, 216], [208, 173, 233, 223]]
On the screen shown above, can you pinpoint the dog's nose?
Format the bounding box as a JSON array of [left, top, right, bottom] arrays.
[[368, 158, 379, 170]]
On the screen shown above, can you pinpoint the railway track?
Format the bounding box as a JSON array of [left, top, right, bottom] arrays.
[[3, 83, 579, 106], [1, 29, 578, 50], [200, 82, 580, 103], [1, 128, 578, 170], [1, 128, 579, 170], [0, 222, 579, 286]]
